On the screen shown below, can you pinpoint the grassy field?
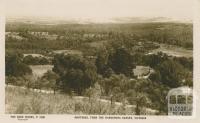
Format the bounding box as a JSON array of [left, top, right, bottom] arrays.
[[149, 44, 193, 58], [5, 85, 158, 115], [29, 65, 53, 78], [6, 85, 144, 115]]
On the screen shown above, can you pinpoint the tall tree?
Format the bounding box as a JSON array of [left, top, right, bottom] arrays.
[[53, 54, 97, 94], [108, 48, 135, 77], [157, 59, 186, 88], [6, 53, 32, 77]]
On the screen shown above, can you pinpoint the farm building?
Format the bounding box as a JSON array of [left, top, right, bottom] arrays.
[[52, 50, 83, 56], [133, 66, 154, 79], [6, 32, 24, 40], [28, 31, 49, 36], [23, 54, 45, 58]]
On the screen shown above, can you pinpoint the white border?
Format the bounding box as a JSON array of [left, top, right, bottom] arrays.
[[0, 0, 5, 115], [0, 0, 200, 123]]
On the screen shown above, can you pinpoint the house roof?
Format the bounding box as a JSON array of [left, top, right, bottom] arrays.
[[133, 66, 151, 76]]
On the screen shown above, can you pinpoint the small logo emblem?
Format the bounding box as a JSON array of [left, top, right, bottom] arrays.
[[167, 86, 193, 116]]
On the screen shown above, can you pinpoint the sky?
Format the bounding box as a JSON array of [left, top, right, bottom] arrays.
[[6, 0, 193, 21]]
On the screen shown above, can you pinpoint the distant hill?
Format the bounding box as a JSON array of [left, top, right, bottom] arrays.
[[6, 16, 192, 25]]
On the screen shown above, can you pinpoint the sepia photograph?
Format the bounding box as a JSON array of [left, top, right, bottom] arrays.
[[4, 0, 194, 116]]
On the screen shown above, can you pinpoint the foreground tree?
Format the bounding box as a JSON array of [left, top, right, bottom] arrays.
[[53, 54, 98, 94], [6, 53, 32, 77], [95, 51, 109, 76], [108, 48, 135, 77], [157, 59, 186, 88], [41, 70, 59, 94], [126, 89, 151, 115]]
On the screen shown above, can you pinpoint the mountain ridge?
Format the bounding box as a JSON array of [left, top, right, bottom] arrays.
[[6, 16, 192, 24]]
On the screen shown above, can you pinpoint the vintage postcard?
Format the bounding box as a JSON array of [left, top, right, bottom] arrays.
[[0, 0, 200, 122]]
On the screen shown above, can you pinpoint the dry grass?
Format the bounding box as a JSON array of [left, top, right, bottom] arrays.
[[29, 65, 53, 78], [5, 86, 134, 114], [150, 44, 192, 58]]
